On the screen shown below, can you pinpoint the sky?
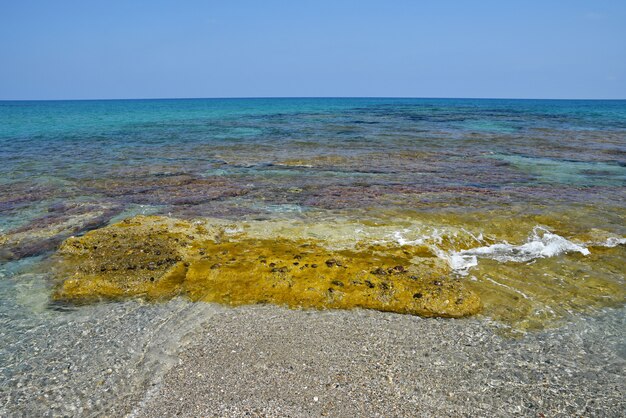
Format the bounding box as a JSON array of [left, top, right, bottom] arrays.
[[1, 0, 625, 100]]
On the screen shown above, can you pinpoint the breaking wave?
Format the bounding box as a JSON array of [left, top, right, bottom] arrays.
[[382, 225, 624, 274], [432, 227, 622, 274]]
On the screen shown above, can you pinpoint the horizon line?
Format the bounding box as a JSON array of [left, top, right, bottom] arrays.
[[1, 96, 626, 102]]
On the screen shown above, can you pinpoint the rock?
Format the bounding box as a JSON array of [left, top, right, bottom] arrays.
[[52, 215, 482, 318], [82, 175, 249, 206], [0, 202, 123, 262]]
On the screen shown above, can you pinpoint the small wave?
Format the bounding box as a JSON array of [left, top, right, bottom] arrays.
[[446, 227, 591, 272], [378, 225, 622, 275], [588, 236, 626, 248], [391, 229, 424, 246], [457, 227, 590, 263], [428, 246, 478, 275], [448, 253, 479, 272]]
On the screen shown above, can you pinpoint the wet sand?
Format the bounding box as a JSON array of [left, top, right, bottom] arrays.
[[135, 305, 625, 417], [1, 296, 624, 417]]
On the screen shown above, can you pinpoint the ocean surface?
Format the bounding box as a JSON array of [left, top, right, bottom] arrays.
[[1, 98, 625, 414]]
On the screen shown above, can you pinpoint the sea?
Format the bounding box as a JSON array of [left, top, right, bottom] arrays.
[[1, 98, 625, 414]]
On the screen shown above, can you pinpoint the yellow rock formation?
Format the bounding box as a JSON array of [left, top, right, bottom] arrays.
[[53, 216, 481, 318]]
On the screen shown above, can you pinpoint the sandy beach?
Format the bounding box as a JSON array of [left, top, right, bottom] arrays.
[[133, 305, 625, 417], [0, 283, 626, 417], [6, 298, 623, 416]]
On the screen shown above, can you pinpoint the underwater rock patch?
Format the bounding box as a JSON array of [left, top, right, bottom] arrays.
[[82, 175, 249, 206], [0, 182, 65, 214], [0, 202, 122, 261], [52, 216, 481, 318]]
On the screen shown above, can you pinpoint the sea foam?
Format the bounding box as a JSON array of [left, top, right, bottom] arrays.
[[386, 225, 623, 274], [444, 227, 600, 273]]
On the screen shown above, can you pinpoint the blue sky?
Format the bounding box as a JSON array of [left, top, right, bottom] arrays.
[[1, 0, 625, 100]]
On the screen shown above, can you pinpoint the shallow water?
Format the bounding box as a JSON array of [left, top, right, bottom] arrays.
[[1, 98, 625, 413]]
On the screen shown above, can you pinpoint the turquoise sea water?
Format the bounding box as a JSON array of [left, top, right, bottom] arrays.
[[1, 98, 625, 231], [1, 98, 625, 414]]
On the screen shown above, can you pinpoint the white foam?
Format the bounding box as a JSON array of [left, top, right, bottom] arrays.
[[441, 226, 591, 272], [591, 237, 626, 248], [391, 229, 424, 246], [224, 226, 244, 234], [483, 276, 530, 299], [428, 246, 477, 275], [448, 253, 478, 272], [455, 227, 590, 264], [385, 226, 617, 274]]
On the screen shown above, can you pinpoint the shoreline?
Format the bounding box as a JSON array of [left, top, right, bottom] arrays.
[[1, 296, 624, 416], [136, 304, 626, 417]]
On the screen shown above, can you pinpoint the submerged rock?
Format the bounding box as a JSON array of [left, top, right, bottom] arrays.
[[82, 175, 249, 206], [52, 216, 482, 318], [0, 202, 123, 261]]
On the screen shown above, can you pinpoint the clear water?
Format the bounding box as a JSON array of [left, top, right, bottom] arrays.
[[1, 98, 625, 414], [2, 98, 625, 226]]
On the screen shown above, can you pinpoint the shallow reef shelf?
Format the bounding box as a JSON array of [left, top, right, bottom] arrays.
[[52, 215, 481, 318], [51, 214, 626, 332]]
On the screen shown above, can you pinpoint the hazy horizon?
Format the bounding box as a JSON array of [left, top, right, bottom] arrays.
[[2, 96, 626, 102]]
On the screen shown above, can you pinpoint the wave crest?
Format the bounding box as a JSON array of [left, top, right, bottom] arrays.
[[444, 227, 605, 273]]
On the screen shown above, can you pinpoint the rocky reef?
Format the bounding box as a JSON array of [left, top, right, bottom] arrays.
[[0, 202, 122, 262], [52, 216, 481, 318]]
